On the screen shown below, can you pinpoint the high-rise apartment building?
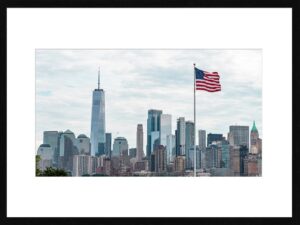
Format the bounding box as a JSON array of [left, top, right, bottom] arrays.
[[136, 124, 144, 161]]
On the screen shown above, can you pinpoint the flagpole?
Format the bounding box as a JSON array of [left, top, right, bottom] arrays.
[[193, 63, 196, 177]]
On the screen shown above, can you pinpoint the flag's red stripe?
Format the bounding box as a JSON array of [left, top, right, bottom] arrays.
[[196, 87, 221, 91], [196, 82, 221, 88], [196, 87, 221, 92], [196, 83, 221, 89]]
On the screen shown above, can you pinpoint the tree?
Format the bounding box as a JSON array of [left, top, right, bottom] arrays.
[[35, 155, 42, 176], [41, 167, 68, 176]]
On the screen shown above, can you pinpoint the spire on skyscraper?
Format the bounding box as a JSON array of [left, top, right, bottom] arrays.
[[98, 67, 100, 89], [251, 121, 258, 132]]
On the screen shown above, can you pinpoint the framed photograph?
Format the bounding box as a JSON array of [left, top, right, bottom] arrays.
[[3, 0, 296, 224]]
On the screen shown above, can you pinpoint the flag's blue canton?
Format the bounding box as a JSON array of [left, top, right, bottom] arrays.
[[195, 68, 205, 80]]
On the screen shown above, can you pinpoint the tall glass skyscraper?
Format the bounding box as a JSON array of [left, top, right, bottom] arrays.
[[43, 131, 59, 166], [146, 109, 162, 157], [160, 114, 172, 147], [90, 69, 106, 156], [166, 134, 176, 164], [185, 121, 194, 168]]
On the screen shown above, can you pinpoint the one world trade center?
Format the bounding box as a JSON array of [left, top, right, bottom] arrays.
[[90, 68, 106, 156]]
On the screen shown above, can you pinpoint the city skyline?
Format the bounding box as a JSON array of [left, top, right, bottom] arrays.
[[36, 49, 262, 154]]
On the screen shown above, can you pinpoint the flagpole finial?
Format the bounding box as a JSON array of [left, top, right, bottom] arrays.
[[193, 63, 196, 67]]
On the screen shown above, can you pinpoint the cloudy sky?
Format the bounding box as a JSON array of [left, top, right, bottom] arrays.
[[35, 49, 262, 152]]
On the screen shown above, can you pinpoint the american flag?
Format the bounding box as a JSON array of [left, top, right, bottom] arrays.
[[195, 67, 221, 92]]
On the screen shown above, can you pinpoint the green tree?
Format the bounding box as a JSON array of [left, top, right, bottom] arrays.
[[41, 167, 68, 176], [35, 155, 42, 176]]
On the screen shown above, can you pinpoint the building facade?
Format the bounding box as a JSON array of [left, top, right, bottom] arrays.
[[112, 137, 129, 157], [160, 114, 172, 147], [185, 121, 194, 167], [105, 133, 112, 158], [198, 129, 206, 150], [76, 134, 90, 155], [43, 131, 59, 167], [250, 121, 261, 154], [136, 124, 144, 161], [176, 117, 186, 155], [207, 133, 224, 147], [228, 125, 249, 148], [59, 130, 78, 172], [166, 134, 176, 164], [147, 109, 162, 157], [37, 144, 53, 170]]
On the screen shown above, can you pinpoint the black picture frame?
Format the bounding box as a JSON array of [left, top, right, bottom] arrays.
[[1, 0, 297, 225]]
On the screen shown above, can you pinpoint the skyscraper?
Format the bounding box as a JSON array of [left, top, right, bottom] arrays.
[[59, 129, 78, 172], [112, 137, 129, 157], [198, 130, 206, 150], [90, 69, 106, 156], [166, 134, 176, 164], [228, 125, 249, 148], [151, 131, 160, 153], [185, 121, 194, 168], [43, 131, 59, 166], [250, 121, 259, 154], [154, 145, 167, 173], [146, 109, 162, 157], [160, 114, 172, 147], [176, 117, 186, 155], [37, 144, 53, 171], [136, 124, 144, 161], [105, 133, 112, 158], [76, 134, 90, 155], [185, 121, 194, 152]]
